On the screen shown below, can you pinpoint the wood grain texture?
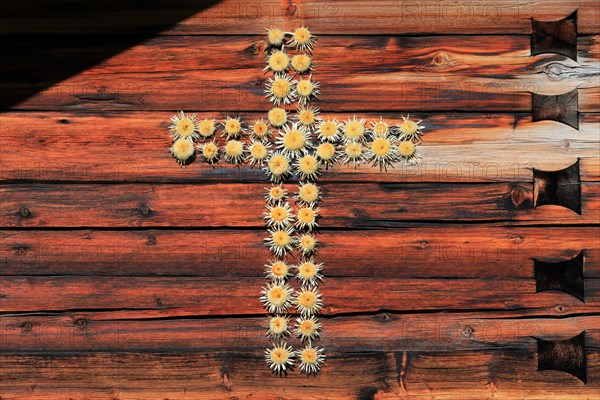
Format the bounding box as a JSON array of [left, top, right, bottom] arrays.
[[1, 312, 598, 353], [1, 112, 598, 183], [1, 2, 598, 398], [9, 35, 598, 111], [0, 275, 597, 317], [0, 351, 597, 399], [1, 182, 597, 227], [1, 227, 597, 278], [1, 0, 598, 35]]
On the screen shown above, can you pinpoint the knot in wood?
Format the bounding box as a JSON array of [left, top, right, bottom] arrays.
[[19, 207, 31, 217]]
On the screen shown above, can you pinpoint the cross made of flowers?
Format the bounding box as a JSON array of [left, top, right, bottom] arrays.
[[165, 27, 426, 377]]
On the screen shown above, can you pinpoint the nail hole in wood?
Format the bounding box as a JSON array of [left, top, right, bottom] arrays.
[[537, 331, 587, 384], [533, 159, 581, 214], [531, 11, 577, 61], [535, 251, 584, 301]]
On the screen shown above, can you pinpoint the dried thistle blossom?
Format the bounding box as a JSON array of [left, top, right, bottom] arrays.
[[260, 282, 293, 313]]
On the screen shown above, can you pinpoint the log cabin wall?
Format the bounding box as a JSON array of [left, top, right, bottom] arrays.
[[0, 1, 599, 398]]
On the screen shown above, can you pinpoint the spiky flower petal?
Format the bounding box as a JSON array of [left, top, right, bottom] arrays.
[[265, 151, 292, 182], [265, 226, 295, 256], [265, 342, 295, 374], [296, 182, 321, 206], [169, 111, 198, 140], [296, 205, 319, 231], [266, 315, 291, 339], [265, 184, 287, 203], [297, 345, 325, 375], [295, 259, 323, 286], [287, 26, 316, 52], [295, 286, 323, 316], [264, 202, 294, 229], [295, 316, 322, 343], [260, 282, 293, 313], [265, 259, 292, 282]]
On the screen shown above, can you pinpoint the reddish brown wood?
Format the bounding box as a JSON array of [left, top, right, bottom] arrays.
[[1, 312, 597, 353], [1, 227, 597, 278], [1, 182, 597, 228], [2, 112, 596, 183], [2, 0, 598, 35], [0, 351, 597, 399], [0, 276, 597, 317], [9, 35, 597, 111]]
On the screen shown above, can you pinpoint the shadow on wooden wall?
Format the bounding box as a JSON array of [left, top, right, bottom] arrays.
[[0, 0, 222, 110]]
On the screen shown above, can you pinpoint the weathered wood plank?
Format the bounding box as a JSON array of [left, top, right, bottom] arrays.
[[0, 350, 597, 399], [1, 312, 597, 353], [1, 0, 598, 35], [1, 227, 597, 278], [2, 112, 596, 183], [10, 35, 598, 111], [0, 276, 597, 317], [1, 182, 596, 228]]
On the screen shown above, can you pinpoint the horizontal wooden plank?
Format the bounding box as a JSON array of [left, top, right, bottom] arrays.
[[0, 350, 597, 399], [1, 112, 596, 183], [0, 276, 597, 317], [1, 227, 597, 278], [1, 182, 597, 228], [1, 0, 598, 35], [1, 312, 597, 353], [9, 35, 598, 111]]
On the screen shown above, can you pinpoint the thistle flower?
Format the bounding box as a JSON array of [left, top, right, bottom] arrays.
[[266, 28, 285, 47], [343, 141, 366, 167], [295, 286, 323, 316], [398, 140, 422, 164], [296, 182, 321, 205], [296, 76, 319, 105], [296, 206, 319, 231], [265, 259, 292, 282], [198, 141, 219, 164], [247, 140, 271, 167], [288, 26, 316, 52], [316, 118, 341, 142], [266, 315, 290, 339], [265, 73, 296, 106], [296, 233, 318, 256], [370, 117, 390, 137], [297, 345, 325, 375], [295, 154, 321, 181], [295, 259, 323, 285], [368, 135, 398, 171], [398, 114, 425, 142], [265, 226, 295, 256], [169, 111, 198, 140], [223, 116, 244, 139], [276, 123, 311, 158], [296, 106, 321, 128], [198, 118, 216, 138], [223, 139, 245, 165], [295, 316, 321, 343], [260, 282, 293, 313], [264, 202, 294, 228], [343, 116, 367, 143], [265, 184, 287, 203], [170, 138, 195, 166], [267, 107, 287, 128], [265, 342, 295, 374], [315, 142, 339, 169], [251, 118, 271, 141], [265, 152, 292, 182], [291, 54, 312, 74], [265, 48, 290, 73]]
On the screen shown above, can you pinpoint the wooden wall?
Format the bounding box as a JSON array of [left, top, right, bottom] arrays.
[[1, 1, 599, 398]]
